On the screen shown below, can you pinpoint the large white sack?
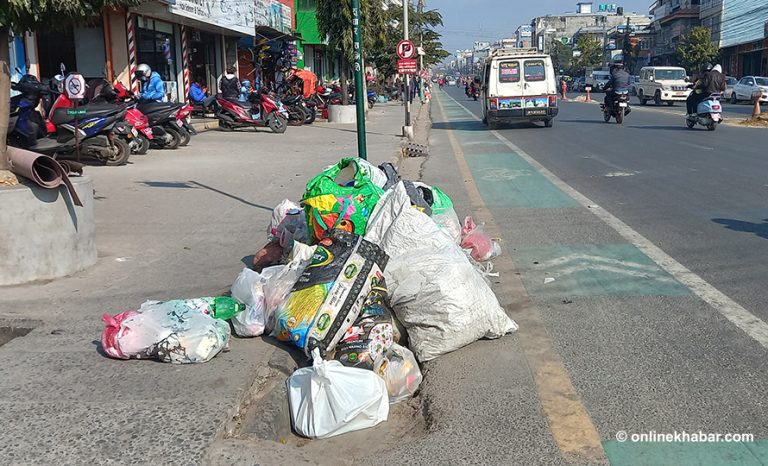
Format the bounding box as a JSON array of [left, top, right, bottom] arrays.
[[288, 349, 389, 439], [365, 182, 518, 362]]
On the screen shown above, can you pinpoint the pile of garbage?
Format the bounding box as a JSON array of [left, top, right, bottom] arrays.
[[101, 157, 517, 439]]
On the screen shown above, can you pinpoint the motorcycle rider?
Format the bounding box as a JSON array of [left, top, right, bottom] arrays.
[[603, 61, 630, 113], [136, 64, 165, 102], [686, 63, 726, 118]]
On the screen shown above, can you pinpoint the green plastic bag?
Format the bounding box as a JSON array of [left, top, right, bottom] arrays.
[[303, 158, 385, 244], [429, 186, 454, 216]]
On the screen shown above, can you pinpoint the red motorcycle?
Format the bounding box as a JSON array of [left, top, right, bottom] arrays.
[[215, 91, 287, 133]]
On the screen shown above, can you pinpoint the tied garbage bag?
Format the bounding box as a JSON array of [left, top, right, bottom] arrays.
[[415, 182, 461, 244], [364, 182, 517, 362], [271, 229, 388, 358], [101, 299, 231, 364], [268, 199, 308, 246], [288, 349, 389, 439], [334, 285, 396, 370], [374, 343, 422, 403], [230, 266, 285, 337], [303, 158, 385, 244], [461, 216, 501, 262]]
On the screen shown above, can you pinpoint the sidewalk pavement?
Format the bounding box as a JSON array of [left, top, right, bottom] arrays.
[[0, 101, 421, 465]]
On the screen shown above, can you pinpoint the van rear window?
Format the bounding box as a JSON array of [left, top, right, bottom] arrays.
[[524, 60, 546, 81], [499, 61, 520, 83]]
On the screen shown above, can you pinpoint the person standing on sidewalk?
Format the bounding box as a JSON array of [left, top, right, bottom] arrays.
[[560, 78, 568, 100]]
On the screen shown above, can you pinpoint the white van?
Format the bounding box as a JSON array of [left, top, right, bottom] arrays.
[[481, 49, 558, 128], [586, 68, 611, 91], [636, 66, 691, 106]]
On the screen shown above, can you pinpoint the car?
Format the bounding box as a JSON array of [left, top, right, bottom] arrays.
[[730, 76, 768, 104], [723, 76, 738, 101], [574, 76, 586, 92], [447, 77, 457, 86], [636, 66, 690, 106], [629, 75, 640, 96], [586, 69, 611, 92]]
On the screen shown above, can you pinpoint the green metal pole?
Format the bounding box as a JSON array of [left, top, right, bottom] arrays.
[[352, 0, 367, 160]]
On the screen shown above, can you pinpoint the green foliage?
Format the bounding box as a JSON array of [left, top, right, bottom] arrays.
[[676, 26, 719, 73], [0, 0, 140, 31], [574, 34, 602, 73], [367, 4, 449, 78], [316, 0, 386, 66], [549, 40, 573, 75]]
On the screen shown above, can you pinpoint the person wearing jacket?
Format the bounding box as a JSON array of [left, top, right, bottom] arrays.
[[135, 64, 165, 102], [603, 62, 631, 111], [218, 67, 240, 102], [189, 80, 216, 110], [686, 63, 726, 117]]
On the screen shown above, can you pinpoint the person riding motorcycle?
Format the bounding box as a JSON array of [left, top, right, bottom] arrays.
[[686, 63, 726, 118], [136, 64, 165, 102], [603, 61, 630, 112]]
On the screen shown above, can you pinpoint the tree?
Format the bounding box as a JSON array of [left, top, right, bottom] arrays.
[[676, 26, 719, 73], [316, 0, 386, 105], [573, 34, 602, 74], [0, 0, 139, 182], [367, 3, 449, 80], [549, 39, 574, 75]]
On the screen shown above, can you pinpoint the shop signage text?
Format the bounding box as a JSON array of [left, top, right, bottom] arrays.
[[397, 59, 418, 74], [170, 0, 256, 36]]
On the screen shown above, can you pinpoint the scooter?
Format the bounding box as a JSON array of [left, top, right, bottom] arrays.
[[601, 89, 631, 124], [686, 94, 722, 131], [215, 91, 288, 133], [9, 74, 131, 166]]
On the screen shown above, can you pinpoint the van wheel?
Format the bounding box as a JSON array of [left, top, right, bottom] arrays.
[[544, 119, 553, 128], [638, 90, 647, 105], [654, 91, 662, 106]]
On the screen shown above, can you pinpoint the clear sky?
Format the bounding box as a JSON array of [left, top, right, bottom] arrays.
[[427, 0, 653, 55]]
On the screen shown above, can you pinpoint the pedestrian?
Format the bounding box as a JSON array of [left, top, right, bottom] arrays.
[[409, 77, 417, 104], [218, 66, 240, 102], [560, 78, 568, 100]]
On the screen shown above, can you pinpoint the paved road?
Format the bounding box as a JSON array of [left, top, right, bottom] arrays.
[[430, 86, 768, 464], [568, 91, 762, 119]]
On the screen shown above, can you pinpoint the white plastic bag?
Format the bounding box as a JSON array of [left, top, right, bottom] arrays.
[[230, 266, 285, 337], [262, 243, 316, 332], [374, 343, 422, 403], [287, 349, 389, 439], [365, 182, 518, 362], [268, 199, 308, 246]]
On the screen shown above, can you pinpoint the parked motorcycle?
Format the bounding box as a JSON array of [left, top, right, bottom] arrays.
[[686, 94, 722, 131], [280, 94, 315, 125], [215, 92, 288, 133], [8, 74, 131, 166], [601, 89, 631, 124]]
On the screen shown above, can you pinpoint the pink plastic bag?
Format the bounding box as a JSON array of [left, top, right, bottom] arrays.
[[460, 216, 501, 262], [101, 311, 138, 359]]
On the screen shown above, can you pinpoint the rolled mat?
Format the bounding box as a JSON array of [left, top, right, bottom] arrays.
[[8, 147, 83, 207]]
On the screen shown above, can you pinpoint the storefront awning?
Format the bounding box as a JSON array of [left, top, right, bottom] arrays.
[[131, 1, 254, 37], [254, 25, 297, 42]]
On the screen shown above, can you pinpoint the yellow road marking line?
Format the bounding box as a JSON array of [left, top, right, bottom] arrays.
[[435, 94, 607, 464]]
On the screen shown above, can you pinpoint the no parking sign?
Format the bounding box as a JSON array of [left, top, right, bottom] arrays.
[[64, 73, 86, 100]]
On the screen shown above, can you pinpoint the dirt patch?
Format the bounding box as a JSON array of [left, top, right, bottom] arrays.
[[737, 113, 768, 127], [0, 326, 33, 347]]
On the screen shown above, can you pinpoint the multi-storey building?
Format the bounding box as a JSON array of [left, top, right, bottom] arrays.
[[649, 0, 701, 66]]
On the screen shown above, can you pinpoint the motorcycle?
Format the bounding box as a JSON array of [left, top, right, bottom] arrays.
[[281, 94, 315, 125], [8, 74, 131, 166], [367, 89, 377, 109], [600, 89, 631, 124], [686, 93, 722, 131], [215, 91, 288, 133]]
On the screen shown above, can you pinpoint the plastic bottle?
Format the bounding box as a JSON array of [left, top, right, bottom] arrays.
[[210, 296, 245, 320]]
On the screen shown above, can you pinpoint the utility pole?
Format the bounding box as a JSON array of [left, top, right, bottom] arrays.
[[601, 15, 607, 68], [418, 0, 425, 103], [403, 0, 413, 138], [351, 0, 367, 159]]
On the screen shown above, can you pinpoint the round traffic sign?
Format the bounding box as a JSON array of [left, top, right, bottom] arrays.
[[397, 40, 416, 59], [64, 74, 86, 100]]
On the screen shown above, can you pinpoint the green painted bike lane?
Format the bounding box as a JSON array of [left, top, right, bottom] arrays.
[[437, 91, 768, 465]]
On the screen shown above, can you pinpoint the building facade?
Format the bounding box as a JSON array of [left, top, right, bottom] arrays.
[[649, 0, 701, 66], [293, 0, 340, 81], [718, 0, 768, 77]]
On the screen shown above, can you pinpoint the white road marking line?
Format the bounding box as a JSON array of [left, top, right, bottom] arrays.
[[679, 141, 715, 151], [444, 91, 768, 350], [604, 171, 638, 177]]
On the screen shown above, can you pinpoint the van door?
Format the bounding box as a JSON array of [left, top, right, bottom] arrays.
[[482, 62, 491, 119], [522, 58, 550, 116], [493, 59, 524, 112]]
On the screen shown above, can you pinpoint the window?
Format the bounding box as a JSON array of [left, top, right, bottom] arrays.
[[498, 61, 520, 83], [755, 78, 768, 86], [524, 60, 546, 82]]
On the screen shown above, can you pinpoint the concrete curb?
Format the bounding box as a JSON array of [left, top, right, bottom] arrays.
[[192, 119, 220, 132]]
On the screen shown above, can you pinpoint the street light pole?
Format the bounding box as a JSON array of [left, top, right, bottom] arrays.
[[351, 0, 367, 159]]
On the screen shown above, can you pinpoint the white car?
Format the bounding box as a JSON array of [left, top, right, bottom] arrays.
[[447, 77, 457, 86], [723, 76, 737, 101], [730, 76, 768, 104]]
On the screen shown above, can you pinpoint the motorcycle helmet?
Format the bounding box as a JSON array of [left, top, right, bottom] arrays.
[[135, 63, 152, 81], [702, 63, 713, 72], [612, 61, 624, 70]]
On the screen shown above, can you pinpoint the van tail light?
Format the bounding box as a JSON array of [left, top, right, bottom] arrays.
[[490, 98, 498, 110], [549, 95, 558, 107]]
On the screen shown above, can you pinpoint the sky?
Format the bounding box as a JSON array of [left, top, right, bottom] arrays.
[[427, 0, 653, 56]]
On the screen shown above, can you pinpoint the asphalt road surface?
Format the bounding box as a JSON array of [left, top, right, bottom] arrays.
[[429, 86, 768, 464]]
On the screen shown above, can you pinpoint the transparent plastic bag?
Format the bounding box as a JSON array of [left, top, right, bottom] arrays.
[[374, 343, 422, 403], [460, 216, 501, 262]]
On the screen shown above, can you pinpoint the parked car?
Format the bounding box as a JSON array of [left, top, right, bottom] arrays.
[[730, 76, 768, 104], [723, 76, 738, 101]]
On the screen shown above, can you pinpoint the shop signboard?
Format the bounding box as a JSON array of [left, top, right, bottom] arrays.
[[255, 0, 292, 34], [169, 0, 256, 36]]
